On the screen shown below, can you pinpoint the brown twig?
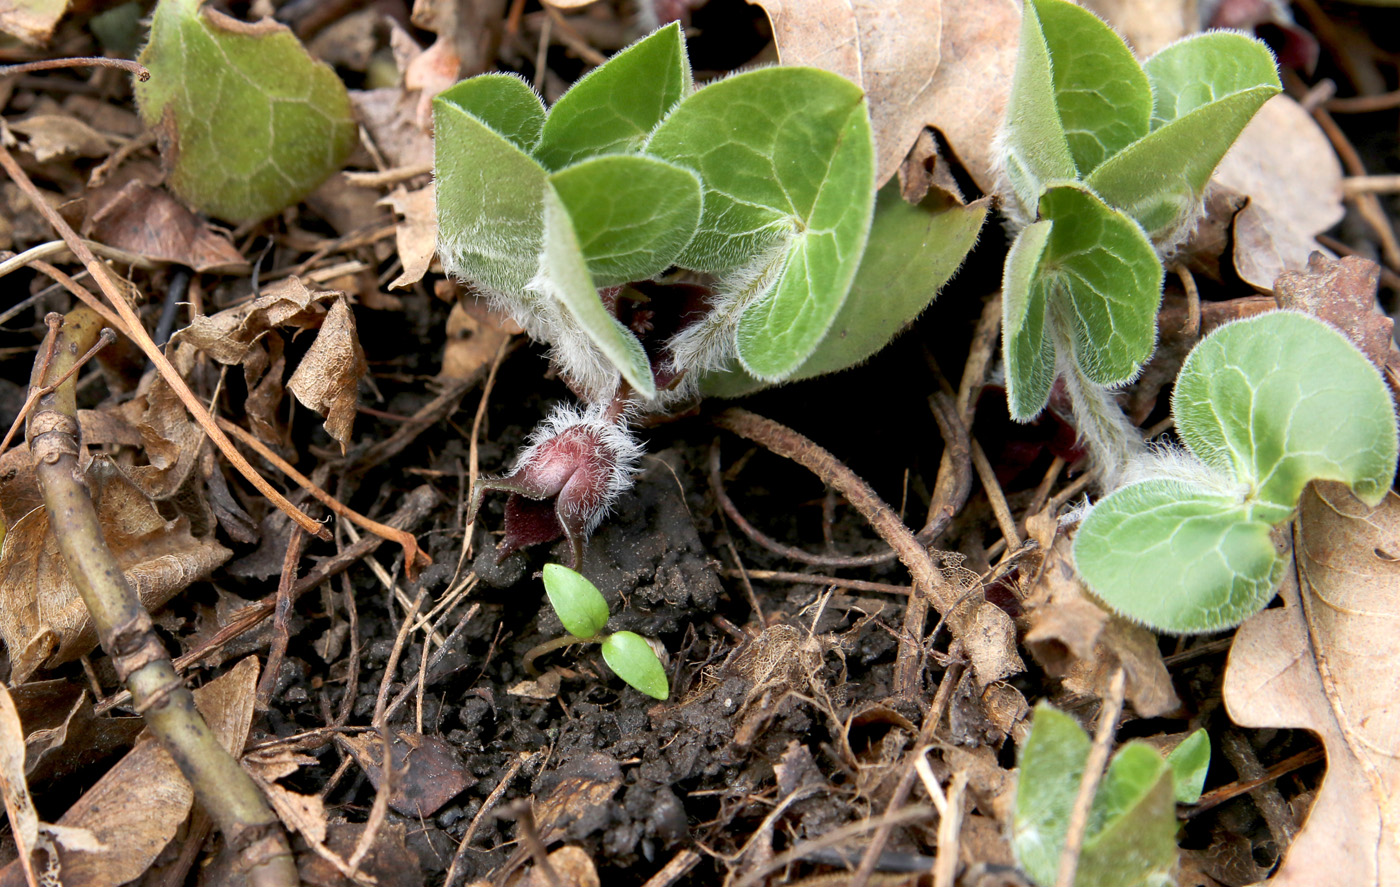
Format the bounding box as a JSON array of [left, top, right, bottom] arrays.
[[444, 752, 535, 887], [0, 57, 148, 79], [1221, 730, 1298, 846], [1187, 745, 1324, 816], [216, 416, 430, 578], [1055, 668, 1126, 887], [28, 311, 297, 887], [719, 568, 912, 596], [0, 143, 330, 542], [256, 528, 308, 709]]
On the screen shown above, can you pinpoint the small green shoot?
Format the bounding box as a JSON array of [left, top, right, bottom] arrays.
[[1073, 311, 1399, 634], [1013, 704, 1178, 887], [537, 564, 670, 700], [997, 0, 1280, 480], [135, 0, 357, 224], [1165, 729, 1210, 804]]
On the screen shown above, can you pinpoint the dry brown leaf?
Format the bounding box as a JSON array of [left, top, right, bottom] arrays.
[[0, 456, 230, 682], [10, 114, 110, 162], [350, 88, 434, 170], [85, 181, 248, 274], [1022, 535, 1180, 717], [513, 846, 600, 887], [33, 657, 259, 887], [440, 300, 513, 381], [1224, 483, 1400, 886], [174, 276, 333, 372], [286, 297, 367, 454], [262, 782, 328, 846], [1213, 96, 1344, 292], [0, 0, 68, 45], [1079, 0, 1196, 56], [380, 186, 436, 290], [298, 822, 421, 887], [750, 0, 942, 186], [965, 602, 1025, 691], [340, 732, 475, 818], [534, 752, 623, 844]]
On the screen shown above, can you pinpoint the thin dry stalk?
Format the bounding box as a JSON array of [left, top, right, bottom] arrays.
[[1054, 668, 1126, 887], [28, 312, 297, 887], [257, 528, 309, 708]]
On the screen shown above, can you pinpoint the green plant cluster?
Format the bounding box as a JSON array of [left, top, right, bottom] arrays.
[[434, 23, 984, 407], [540, 564, 670, 700], [998, 0, 1280, 476]]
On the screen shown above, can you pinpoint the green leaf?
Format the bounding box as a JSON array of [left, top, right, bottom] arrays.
[[135, 0, 358, 224], [549, 154, 702, 287], [1000, 0, 1077, 217], [1001, 183, 1163, 420], [434, 90, 548, 298], [1031, 0, 1152, 175], [601, 631, 670, 700], [542, 563, 609, 640], [1165, 729, 1210, 804], [1143, 32, 1280, 128], [1014, 705, 1178, 887], [1085, 34, 1279, 242], [435, 73, 545, 153], [1173, 311, 1399, 512], [1073, 478, 1284, 633], [534, 22, 690, 171], [535, 187, 657, 399]]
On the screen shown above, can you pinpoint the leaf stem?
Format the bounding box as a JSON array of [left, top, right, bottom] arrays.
[[28, 312, 298, 887], [523, 634, 593, 676], [1051, 315, 1144, 489]]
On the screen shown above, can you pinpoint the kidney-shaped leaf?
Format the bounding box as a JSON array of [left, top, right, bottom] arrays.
[[135, 0, 357, 224], [601, 631, 669, 700], [1143, 32, 1281, 129], [542, 563, 609, 640], [1172, 311, 1398, 513], [550, 154, 702, 287], [534, 22, 690, 171], [1073, 478, 1285, 634], [1001, 183, 1162, 420], [437, 72, 546, 153]]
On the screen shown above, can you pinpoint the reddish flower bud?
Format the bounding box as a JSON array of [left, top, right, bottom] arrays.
[[467, 404, 642, 567]]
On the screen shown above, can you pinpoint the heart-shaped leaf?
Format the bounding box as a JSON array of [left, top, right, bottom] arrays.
[[436, 72, 545, 152], [1073, 478, 1284, 633], [1014, 704, 1177, 887], [434, 83, 549, 298], [1085, 33, 1279, 242], [600, 631, 669, 700], [534, 22, 690, 171], [1173, 311, 1398, 512], [1001, 183, 1163, 420], [542, 563, 609, 641], [1165, 729, 1210, 804], [135, 0, 357, 224], [648, 67, 875, 380], [550, 154, 702, 287], [1028, 0, 1151, 176]]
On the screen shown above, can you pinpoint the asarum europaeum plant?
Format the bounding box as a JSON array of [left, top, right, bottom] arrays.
[[997, 0, 1280, 483], [1073, 311, 1399, 635], [444, 22, 985, 562], [1013, 704, 1210, 887]]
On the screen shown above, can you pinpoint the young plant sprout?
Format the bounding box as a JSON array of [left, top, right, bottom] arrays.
[[1072, 311, 1398, 634], [524, 563, 670, 701], [996, 0, 1280, 484], [437, 23, 984, 563], [1013, 704, 1210, 887]]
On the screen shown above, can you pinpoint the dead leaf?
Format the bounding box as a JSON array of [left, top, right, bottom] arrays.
[[440, 300, 512, 381], [1022, 535, 1180, 718], [85, 181, 248, 274], [286, 297, 367, 454], [513, 846, 600, 887], [965, 602, 1025, 691], [10, 114, 110, 162], [1080, 0, 1196, 56], [1213, 96, 1344, 292], [1224, 483, 1400, 886], [380, 186, 436, 289], [262, 782, 328, 846], [28, 657, 259, 887], [339, 732, 475, 818], [1274, 252, 1400, 401], [173, 276, 333, 372], [751, 0, 942, 186], [298, 822, 422, 887], [0, 0, 69, 45], [533, 752, 622, 844], [22, 692, 144, 786], [0, 456, 231, 682]]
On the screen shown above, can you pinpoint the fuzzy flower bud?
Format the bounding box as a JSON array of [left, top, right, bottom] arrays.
[[467, 404, 643, 567]]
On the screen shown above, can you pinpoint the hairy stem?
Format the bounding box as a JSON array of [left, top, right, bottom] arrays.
[[1051, 316, 1144, 490], [28, 311, 298, 887]]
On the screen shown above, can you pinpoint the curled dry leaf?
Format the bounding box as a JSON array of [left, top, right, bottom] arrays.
[[85, 181, 249, 274], [9, 114, 111, 162], [1213, 96, 1344, 292], [750, 0, 942, 186], [1224, 483, 1400, 887], [380, 186, 436, 290], [0, 0, 70, 45], [6, 657, 259, 887], [285, 297, 367, 454], [0, 456, 231, 682]]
